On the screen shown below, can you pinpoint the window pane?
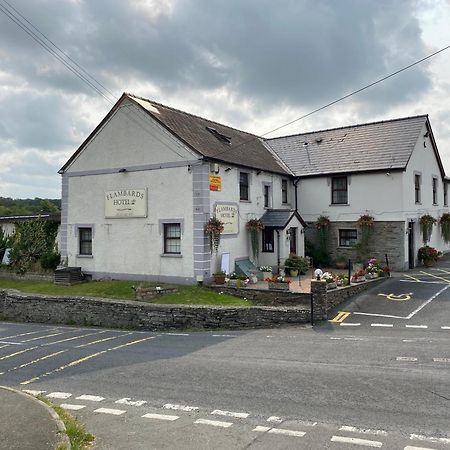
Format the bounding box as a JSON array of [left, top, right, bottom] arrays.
[[331, 177, 347, 204], [240, 172, 249, 200], [164, 223, 181, 254], [339, 229, 357, 247], [79, 228, 92, 255], [282, 180, 288, 203], [262, 227, 274, 252]]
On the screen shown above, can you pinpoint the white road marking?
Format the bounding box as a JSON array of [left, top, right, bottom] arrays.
[[60, 404, 86, 411], [396, 357, 418, 362], [433, 358, 450, 363], [212, 334, 235, 337], [0, 328, 60, 340], [405, 325, 428, 329], [76, 395, 104, 402], [267, 416, 283, 423], [339, 323, 361, 327], [94, 408, 126, 416], [402, 340, 416, 342], [339, 425, 388, 436], [22, 389, 46, 396], [0, 344, 10, 349], [410, 433, 450, 444], [254, 425, 271, 432], [116, 398, 147, 407], [211, 409, 249, 418], [344, 337, 364, 341], [441, 326, 450, 330], [330, 337, 342, 340], [142, 413, 179, 421], [0, 346, 38, 361], [165, 333, 190, 336], [0, 341, 22, 345], [331, 436, 382, 447], [371, 324, 393, 328], [47, 392, 72, 399], [163, 403, 198, 412], [42, 331, 106, 346], [0, 350, 67, 375], [298, 420, 317, 427], [75, 332, 133, 348], [404, 446, 436, 450], [269, 428, 306, 437], [194, 419, 233, 428], [21, 332, 68, 342], [400, 279, 446, 285]]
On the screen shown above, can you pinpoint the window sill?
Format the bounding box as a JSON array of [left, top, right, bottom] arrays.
[[329, 203, 349, 207], [76, 254, 93, 258], [239, 199, 251, 203], [433, 203, 438, 206], [161, 254, 182, 258]]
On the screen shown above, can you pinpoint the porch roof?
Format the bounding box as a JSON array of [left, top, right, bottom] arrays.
[[259, 209, 306, 229]]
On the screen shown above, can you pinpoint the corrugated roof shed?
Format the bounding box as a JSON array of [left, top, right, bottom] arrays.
[[264, 115, 429, 177]]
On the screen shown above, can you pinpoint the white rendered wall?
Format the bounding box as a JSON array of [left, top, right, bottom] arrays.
[[207, 165, 303, 272], [66, 167, 194, 279]]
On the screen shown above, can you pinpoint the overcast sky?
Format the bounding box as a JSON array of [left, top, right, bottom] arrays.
[[1, 0, 450, 199]]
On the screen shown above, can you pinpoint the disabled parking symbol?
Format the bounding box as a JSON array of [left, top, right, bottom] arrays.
[[378, 292, 413, 301]]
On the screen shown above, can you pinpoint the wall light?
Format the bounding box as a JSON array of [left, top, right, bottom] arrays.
[[224, 167, 232, 172]]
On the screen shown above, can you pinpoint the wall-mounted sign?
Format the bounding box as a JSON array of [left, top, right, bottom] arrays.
[[105, 189, 147, 218], [209, 175, 222, 191], [215, 203, 238, 234]]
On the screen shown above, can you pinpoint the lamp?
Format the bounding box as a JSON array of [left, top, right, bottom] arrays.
[[224, 167, 232, 172]]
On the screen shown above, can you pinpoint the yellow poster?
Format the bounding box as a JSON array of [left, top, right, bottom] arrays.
[[209, 175, 222, 191]]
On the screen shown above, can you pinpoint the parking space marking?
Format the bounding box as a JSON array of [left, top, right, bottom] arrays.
[[410, 433, 450, 445], [0, 346, 38, 361], [405, 325, 428, 329], [76, 395, 104, 402], [329, 312, 351, 323], [331, 436, 382, 447], [211, 409, 249, 419], [0, 350, 67, 375], [94, 407, 126, 416], [371, 323, 393, 328], [419, 271, 450, 283], [378, 292, 412, 301], [339, 425, 387, 436], [116, 398, 147, 407], [142, 413, 179, 421], [194, 419, 233, 428], [0, 328, 60, 340], [339, 323, 360, 327], [403, 274, 422, 282], [61, 404, 86, 411], [163, 403, 198, 412], [47, 392, 72, 399], [42, 331, 107, 346], [396, 357, 418, 362]]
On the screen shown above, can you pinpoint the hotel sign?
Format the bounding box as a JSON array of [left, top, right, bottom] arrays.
[[215, 203, 238, 235], [105, 189, 147, 218]]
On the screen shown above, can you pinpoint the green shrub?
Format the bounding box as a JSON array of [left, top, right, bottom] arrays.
[[40, 251, 61, 270]]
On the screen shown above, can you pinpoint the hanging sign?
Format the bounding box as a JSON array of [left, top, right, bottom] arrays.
[[215, 203, 238, 234], [105, 188, 147, 218], [209, 175, 222, 191]]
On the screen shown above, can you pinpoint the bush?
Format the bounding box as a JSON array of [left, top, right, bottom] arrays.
[[305, 239, 329, 267], [284, 253, 309, 275], [40, 251, 61, 270]]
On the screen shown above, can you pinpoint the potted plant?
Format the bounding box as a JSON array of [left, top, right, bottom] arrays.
[[266, 274, 290, 291], [440, 213, 450, 244], [365, 257, 381, 279], [418, 245, 439, 267], [205, 217, 224, 254], [227, 273, 248, 288], [335, 255, 347, 270], [259, 265, 272, 280], [246, 219, 264, 261], [336, 273, 349, 287], [321, 271, 337, 289], [284, 254, 309, 276], [351, 269, 366, 283], [419, 214, 437, 244], [213, 271, 226, 285]]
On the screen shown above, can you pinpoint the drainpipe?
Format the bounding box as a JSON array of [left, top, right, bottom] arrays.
[[293, 177, 300, 212], [276, 230, 281, 269]]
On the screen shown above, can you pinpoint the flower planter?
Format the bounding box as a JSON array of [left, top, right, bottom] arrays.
[[365, 273, 378, 280], [262, 271, 272, 280], [268, 282, 290, 291], [288, 269, 299, 277], [423, 260, 435, 268], [326, 282, 337, 290], [352, 276, 366, 283], [213, 274, 225, 285], [227, 279, 240, 288]]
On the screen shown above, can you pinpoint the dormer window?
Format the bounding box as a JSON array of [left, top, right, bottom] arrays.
[[206, 126, 231, 144]]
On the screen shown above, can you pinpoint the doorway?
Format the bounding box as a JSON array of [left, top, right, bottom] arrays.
[[289, 227, 297, 255], [408, 221, 415, 269]]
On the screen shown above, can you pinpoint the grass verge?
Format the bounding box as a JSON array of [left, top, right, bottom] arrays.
[[0, 279, 252, 306], [37, 395, 95, 450]]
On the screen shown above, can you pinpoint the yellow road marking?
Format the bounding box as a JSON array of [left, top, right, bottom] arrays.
[[435, 268, 450, 275], [329, 312, 351, 323], [75, 332, 133, 348], [0, 346, 38, 361], [0, 350, 67, 375], [419, 271, 450, 283], [378, 293, 412, 301], [20, 336, 156, 385]]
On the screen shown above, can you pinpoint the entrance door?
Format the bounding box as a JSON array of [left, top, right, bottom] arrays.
[[289, 227, 297, 255], [408, 221, 415, 269]]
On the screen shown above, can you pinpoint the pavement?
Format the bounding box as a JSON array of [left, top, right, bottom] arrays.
[[0, 385, 68, 450]]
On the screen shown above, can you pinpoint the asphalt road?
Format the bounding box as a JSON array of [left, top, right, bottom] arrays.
[[2, 266, 450, 449]]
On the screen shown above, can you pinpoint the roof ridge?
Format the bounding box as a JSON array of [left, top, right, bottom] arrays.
[[125, 92, 262, 139], [264, 114, 429, 141]]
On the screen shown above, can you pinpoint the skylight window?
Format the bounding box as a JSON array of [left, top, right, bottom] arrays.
[[206, 126, 232, 144]]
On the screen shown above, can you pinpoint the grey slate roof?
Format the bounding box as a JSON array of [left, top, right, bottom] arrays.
[[127, 94, 289, 175], [264, 115, 430, 177], [260, 209, 305, 228]]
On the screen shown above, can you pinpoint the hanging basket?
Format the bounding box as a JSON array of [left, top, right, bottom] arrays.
[[246, 219, 264, 260], [205, 217, 224, 254], [419, 214, 436, 244]]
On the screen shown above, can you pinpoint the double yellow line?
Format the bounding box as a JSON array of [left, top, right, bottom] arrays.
[[329, 311, 351, 323]]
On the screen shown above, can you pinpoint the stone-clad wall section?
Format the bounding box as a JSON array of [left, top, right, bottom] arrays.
[[305, 221, 405, 269], [0, 290, 309, 330]]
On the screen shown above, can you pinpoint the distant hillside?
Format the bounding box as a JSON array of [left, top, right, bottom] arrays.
[[0, 197, 61, 216]]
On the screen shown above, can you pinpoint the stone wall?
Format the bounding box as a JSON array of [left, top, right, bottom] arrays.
[[305, 221, 405, 270], [0, 290, 310, 330], [0, 270, 53, 282]]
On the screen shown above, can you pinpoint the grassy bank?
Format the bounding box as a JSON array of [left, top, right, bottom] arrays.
[[0, 279, 251, 306]]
